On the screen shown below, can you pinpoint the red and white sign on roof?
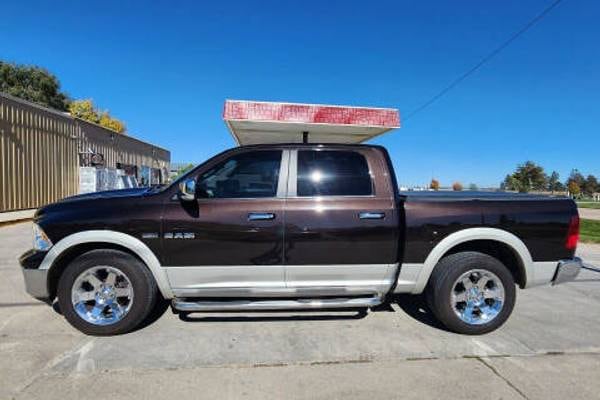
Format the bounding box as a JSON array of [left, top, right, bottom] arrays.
[[223, 100, 400, 146]]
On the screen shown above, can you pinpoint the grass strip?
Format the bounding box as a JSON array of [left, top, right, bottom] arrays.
[[580, 218, 600, 244]]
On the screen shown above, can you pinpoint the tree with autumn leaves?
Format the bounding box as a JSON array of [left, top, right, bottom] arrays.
[[452, 182, 463, 191], [69, 99, 126, 133], [501, 162, 598, 198]]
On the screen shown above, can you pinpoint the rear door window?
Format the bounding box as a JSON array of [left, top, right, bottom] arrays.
[[297, 150, 372, 196]]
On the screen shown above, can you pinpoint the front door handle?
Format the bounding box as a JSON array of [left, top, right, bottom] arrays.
[[359, 211, 385, 220], [248, 212, 276, 221]]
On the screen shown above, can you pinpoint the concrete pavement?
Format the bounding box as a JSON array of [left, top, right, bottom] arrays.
[[579, 207, 600, 221], [0, 209, 35, 225], [1, 222, 599, 399]]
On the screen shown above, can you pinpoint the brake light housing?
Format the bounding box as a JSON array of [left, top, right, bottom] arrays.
[[565, 215, 580, 251]]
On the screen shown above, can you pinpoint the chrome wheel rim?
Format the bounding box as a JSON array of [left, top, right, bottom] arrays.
[[451, 269, 505, 325], [71, 266, 134, 326]]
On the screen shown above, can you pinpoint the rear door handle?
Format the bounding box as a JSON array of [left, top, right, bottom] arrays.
[[359, 212, 385, 220], [248, 212, 276, 221]]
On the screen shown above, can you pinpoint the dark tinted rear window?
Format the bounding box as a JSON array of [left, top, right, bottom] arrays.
[[297, 150, 372, 196]]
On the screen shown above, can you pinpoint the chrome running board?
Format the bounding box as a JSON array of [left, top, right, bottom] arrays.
[[172, 296, 382, 312]]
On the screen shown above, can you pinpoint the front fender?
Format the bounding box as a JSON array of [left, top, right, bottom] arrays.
[[39, 230, 173, 299]]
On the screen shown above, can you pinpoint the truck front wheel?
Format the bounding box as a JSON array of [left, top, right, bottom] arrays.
[[426, 251, 516, 335], [57, 249, 159, 336]]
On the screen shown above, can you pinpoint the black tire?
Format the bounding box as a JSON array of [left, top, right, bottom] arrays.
[[57, 249, 158, 336], [136, 295, 170, 331], [426, 251, 516, 335]]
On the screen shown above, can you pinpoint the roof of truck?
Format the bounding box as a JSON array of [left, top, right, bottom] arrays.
[[236, 142, 383, 149], [223, 100, 400, 145]]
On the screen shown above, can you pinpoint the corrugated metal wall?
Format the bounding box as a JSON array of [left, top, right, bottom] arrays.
[[0, 93, 170, 212]]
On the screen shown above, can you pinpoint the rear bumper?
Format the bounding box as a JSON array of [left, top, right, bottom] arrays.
[[19, 249, 50, 301], [552, 257, 583, 285]]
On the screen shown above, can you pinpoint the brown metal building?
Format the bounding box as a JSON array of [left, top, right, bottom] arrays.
[[0, 92, 170, 212]]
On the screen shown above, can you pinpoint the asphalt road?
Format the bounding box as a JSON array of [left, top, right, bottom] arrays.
[[1, 222, 599, 399]]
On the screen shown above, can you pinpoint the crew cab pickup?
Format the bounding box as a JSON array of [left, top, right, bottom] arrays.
[[20, 144, 582, 335]]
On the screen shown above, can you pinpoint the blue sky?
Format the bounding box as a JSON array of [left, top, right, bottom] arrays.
[[1, 0, 598, 187]]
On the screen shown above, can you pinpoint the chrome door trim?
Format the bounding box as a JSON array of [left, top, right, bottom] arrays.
[[359, 212, 385, 219], [287, 149, 298, 197], [276, 149, 290, 198], [248, 212, 276, 221]]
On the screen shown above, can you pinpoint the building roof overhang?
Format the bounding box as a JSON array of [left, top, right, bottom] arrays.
[[223, 100, 400, 145]]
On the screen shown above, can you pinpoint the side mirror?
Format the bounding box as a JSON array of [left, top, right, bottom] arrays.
[[178, 178, 196, 201]]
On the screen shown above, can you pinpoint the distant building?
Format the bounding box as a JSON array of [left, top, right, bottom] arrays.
[[0, 92, 170, 212]]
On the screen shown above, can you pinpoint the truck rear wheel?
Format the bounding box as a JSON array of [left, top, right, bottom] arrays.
[[57, 249, 158, 336], [426, 251, 516, 335]]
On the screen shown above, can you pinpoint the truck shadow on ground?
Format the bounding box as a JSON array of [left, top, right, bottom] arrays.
[[388, 294, 446, 331]]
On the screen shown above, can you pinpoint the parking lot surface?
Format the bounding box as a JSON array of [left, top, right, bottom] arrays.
[[1, 222, 599, 399], [579, 207, 600, 221]]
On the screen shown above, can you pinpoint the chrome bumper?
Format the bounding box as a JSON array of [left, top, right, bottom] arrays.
[[20, 249, 51, 301], [22, 268, 50, 300], [552, 257, 583, 285]]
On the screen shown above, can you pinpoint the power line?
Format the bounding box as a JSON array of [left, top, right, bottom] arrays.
[[404, 0, 565, 122]]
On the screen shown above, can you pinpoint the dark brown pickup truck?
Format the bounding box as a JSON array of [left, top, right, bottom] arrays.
[[20, 143, 582, 335]]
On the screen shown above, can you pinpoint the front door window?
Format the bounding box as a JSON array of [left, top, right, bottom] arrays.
[[197, 150, 282, 199]]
